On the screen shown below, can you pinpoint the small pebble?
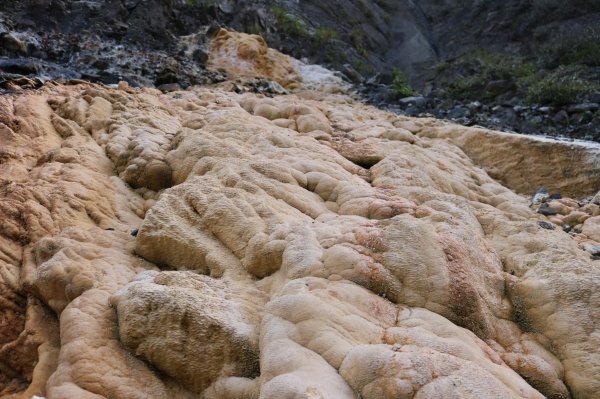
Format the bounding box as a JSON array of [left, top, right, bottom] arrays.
[[589, 246, 600, 256], [538, 221, 555, 230], [531, 187, 549, 206], [537, 203, 558, 216]]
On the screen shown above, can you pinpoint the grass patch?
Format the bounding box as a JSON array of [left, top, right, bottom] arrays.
[[185, 0, 213, 9], [441, 50, 535, 100], [352, 59, 371, 76], [527, 67, 591, 105], [358, 0, 375, 21], [271, 6, 310, 38], [539, 29, 600, 68], [247, 22, 263, 35], [392, 68, 418, 98], [350, 27, 369, 57], [314, 28, 338, 44], [324, 47, 348, 64]]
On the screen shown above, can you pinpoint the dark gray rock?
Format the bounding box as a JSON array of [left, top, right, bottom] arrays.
[[0, 32, 26, 54], [253, 79, 287, 95], [218, 0, 236, 14], [157, 83, 182, 92], [404, 106, 422, 116], [498, 108, 517, 125], [538, 221, 556, 230], [571, 112, 593, 124], [366, 74, 381, 85], [448, 106, 471, 119], [531, 187, 549, 206], [567, 103, 599, 113], [513, 105, 527, 113], [0, 58, 40, 75], [552, 110, 569, 125], [398, 96, 426, 107], [588, 92, 600, 104], [467, 101, 482, 110], [589, 245, 600, 256], [537, 203, 559, 216], [529, 115, 543, 125], [341, 64, 364, 83], [192, 49, 209, 65]]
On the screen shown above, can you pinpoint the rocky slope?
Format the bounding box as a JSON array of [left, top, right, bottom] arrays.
[[2, 0, 599, 86], [1, 30, 600, 399]]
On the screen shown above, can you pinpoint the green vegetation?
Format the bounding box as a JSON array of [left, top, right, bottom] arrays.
[[314, 28, 338, 45], [312, 28, 341, 62], [350, 27, 369, 57], [246, 22, 263, 35], [528, 28, 600, 104], [185, 0, 213, 9], [268, 6, 346, 66], [271, 7, 341, 46], [271, 6, 310, 38], [392, 68, 418, 98], [527, 67, 590, 106], [442, 50, 535, 101], [438, 48, 598, 105], [356, 0, 376, 21], [268, 7, 346, 65], [539, 29, 600, 68], [352, 59, 371, 76]]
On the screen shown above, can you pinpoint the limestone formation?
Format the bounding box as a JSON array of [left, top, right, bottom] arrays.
[[1, 31, 599, 399], [417, 123, 600, 198], [208, 28, 298, 87]]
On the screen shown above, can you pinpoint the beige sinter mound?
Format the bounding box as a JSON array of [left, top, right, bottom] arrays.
[[1, 30, 600, 399]]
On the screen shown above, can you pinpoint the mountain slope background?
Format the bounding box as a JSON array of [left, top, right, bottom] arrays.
[[2, 0, 599, 87]]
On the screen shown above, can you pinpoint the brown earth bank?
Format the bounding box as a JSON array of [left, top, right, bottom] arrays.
[[1, 30, 600, 399]]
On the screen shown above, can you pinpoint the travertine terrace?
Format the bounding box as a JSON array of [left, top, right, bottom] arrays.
[[1, 30, 599, 399]]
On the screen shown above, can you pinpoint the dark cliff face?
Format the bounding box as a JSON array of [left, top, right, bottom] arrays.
[[296, 0, 600, 83], [228, 0, 600, 87], [417, 0, 600, 59], [0, 0, 599, 88]]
